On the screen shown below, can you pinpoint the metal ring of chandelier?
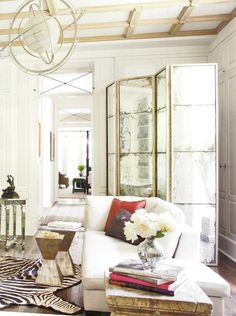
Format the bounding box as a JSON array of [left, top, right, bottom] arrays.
[[8, 0, 78, 75]]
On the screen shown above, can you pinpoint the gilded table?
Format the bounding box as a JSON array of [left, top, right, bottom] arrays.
[[106, 279, 213, 316], [0, 198, 26, 250]]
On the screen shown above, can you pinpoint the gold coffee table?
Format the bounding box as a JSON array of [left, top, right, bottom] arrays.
[[35, 231, 64, 286], [106, 278, 213, 316]]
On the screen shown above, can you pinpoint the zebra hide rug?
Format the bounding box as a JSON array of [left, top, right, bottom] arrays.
[[0, 256, 83, 314]]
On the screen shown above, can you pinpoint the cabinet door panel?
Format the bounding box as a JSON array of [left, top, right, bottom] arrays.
[[229, 73, 236, 195], [218, 80, 226, 193]]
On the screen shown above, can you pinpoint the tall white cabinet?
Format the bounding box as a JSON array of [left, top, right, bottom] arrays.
[[209, 20, 236, 262]]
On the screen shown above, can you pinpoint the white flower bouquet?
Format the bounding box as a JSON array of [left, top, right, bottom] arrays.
[[124, 208, 177, 243]]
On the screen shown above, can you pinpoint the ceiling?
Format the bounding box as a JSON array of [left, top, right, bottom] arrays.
[[0, 0, 236, 49]]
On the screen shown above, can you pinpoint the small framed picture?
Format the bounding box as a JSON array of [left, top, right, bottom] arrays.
[[50, 131, 55, 161]]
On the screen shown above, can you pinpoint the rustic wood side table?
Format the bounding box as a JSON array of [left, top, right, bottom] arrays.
[[106, 279, 213, 316], [0, 198, 26, 250], [35, 231, 64, 286], [39, 224, 84, 276]]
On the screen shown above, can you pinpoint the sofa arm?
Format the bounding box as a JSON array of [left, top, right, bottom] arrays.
[[174, 224, 200, 261]]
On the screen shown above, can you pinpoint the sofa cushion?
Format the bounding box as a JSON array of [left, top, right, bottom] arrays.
[[82, 231, 139, 290], [105, 210, 144, 245], [104, 198, 146, 231], [161, 258, 231, 297]]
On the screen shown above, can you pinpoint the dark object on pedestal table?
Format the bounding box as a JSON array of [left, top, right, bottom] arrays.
[[1, 175, 19, 198]]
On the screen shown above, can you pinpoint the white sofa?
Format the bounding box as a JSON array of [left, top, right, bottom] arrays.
[[82, 196, 230, 315]]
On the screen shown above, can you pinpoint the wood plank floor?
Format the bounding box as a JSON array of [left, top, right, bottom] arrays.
[[0, 199, 235, 316]]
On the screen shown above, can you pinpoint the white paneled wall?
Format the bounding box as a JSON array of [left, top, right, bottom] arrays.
[[209, 17, 236, 262], [0, 62, 39, 235]]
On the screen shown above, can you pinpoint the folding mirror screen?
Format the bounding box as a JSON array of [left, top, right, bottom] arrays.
[[106, 64, 218, 265]]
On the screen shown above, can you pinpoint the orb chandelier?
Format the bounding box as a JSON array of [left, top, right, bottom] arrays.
[[6, 0, 81, 75]]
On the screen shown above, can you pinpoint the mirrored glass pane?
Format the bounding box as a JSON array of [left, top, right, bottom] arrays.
[[120, 78, 152, 114], [120, 153, 153, 197], [156, 69, 168, 200], [120, 113, 152, 153], [173, 65, 216, 105], [119, 77, 153, 196], [172, 152, 216, 204], [156, 70, 166, 110], [157, 153, 167, 200], [107, 83, 116, 117], [108, 154, 116, 195], [177, 204, 216, 264], [173, 105, 216, 151], [157, 108, 167, 153], [107, 83, 117, 195], [108, 116, 116, 154]]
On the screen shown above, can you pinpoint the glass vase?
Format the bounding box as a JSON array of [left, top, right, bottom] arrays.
[[137, 237, 164, 270]]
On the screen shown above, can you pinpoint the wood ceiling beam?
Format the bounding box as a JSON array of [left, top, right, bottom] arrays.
[[216, 7, 236, 33], [0, 12, 227, 36], [0, 28, 216, 47], [126, 8, 141, 38], [186, 13, 228, 22], [169, 2, 194, 35]]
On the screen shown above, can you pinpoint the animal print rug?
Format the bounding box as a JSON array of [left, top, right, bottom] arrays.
[[0, 256, 83, 314]]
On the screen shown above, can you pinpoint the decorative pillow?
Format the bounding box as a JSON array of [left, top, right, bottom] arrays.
[[105, 210, 143, 245], [104, 198, 146, 231]]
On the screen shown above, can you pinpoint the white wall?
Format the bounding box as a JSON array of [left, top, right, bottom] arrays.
[[0, 61, 39, 235], [209, 17, 236, 262], [41, 96, 56, 208]]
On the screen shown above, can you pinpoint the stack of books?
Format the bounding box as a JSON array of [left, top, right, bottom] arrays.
[[108, 259, 188, 296]]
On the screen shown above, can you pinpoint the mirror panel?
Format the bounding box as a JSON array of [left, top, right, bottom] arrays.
[[156, 70, 168, 200], [171, 64, 217, 265], [119, 77, 153, 197], [106, 83, 117, 195]]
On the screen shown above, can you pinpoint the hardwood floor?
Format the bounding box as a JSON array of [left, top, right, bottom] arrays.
[[0, 199, 235, 316]]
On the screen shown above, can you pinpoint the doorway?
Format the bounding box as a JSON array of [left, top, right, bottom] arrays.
[[58, 128, 92, 199], [39, 67, 93, 207]]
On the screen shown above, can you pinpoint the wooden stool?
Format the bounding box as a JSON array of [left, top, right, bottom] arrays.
[[35, 231, 64, 286], [56, 230, 76, 276]]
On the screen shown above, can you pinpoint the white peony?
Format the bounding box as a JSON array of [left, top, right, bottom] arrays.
[[123, 208, 178, 242], [130, 208, 147, 224], [124, 221, 138, 242], [157, 212, 177, 232], [134, 218, 157, 238]]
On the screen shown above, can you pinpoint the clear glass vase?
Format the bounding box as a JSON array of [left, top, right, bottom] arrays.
[[137, 237, 164, 270]]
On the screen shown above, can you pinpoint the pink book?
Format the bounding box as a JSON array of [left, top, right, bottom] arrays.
[[110, 272, 174, 289]]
